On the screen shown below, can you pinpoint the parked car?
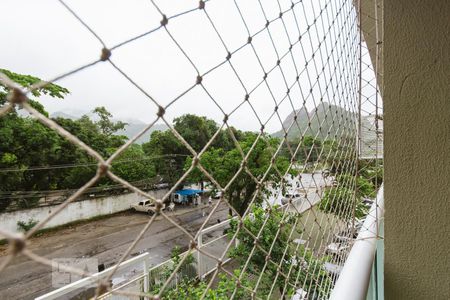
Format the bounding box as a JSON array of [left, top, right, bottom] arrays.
[[324, 261, 343, 275], [291, 288, 308, 300], [131, 200, 165, 214], [347, 218, 364, 233], [155, 182, 169, 189], [281, 193, 302, 205], [325, 232, 352, 257], [333, 233, 353, 243], [212, 190, 222, 199], [325, 241, 351, 257], [362, 198, 374, 208]]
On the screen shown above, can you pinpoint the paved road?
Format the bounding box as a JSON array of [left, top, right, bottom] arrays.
[[0, 202, 229, 300], [266, 173, 330, 206]]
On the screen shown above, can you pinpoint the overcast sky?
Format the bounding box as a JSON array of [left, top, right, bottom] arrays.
[[0, 0, 375, 132]]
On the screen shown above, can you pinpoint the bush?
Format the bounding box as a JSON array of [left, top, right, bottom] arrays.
[[319, 187, 368, 219], [358, 160, 383, 186], [356, 176, 376, 198], [336, 173, 376, 198], [17, 218, 38, 232]]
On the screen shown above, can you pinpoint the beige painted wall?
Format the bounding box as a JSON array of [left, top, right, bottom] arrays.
[[384, 0, 450, 299]]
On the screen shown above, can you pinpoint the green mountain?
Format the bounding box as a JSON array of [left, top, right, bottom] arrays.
[[273, 102, 356, 140], [273, 103, 383, 157]]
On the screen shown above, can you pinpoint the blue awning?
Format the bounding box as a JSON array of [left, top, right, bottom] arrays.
[[174, 189, 204, 196]]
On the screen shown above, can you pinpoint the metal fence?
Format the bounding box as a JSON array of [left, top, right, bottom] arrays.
[[0, 0, 383, 299]]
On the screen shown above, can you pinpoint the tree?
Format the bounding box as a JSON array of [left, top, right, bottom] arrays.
[[111, 144, 156, 182], [151, 206, 332, 299], [318, 169, 379, 220], [322, 138, 356, 174], [0, 69, 155, 211], [336, 173, 376, 198], [151, 246, 253, 300], [318, 187, 368, 219], [155, 270, 252, 300], [0, 69, 69, 101], [0, 69, 69, 211], [142, 130, 187, 187], [173, 114, 219, 152], [142, 115, 237, 188], [187, 133, 293, 215], [92, 106, 127, 136], [358, 159, 383, 186], [229, 206, 295, 297], [228, 205, 333, 298], [282, 135, 322, 165], [50, 108, 129, 189]]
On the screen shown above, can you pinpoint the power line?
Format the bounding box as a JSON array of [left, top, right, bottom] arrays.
[[0, 153, 190, 173], [0, 166, 189, 199]]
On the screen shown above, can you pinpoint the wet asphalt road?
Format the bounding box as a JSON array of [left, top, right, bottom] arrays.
[[0, 202, 228, 300]]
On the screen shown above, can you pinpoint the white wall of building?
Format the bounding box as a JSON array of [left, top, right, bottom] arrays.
[[0, 189, 168, 234]]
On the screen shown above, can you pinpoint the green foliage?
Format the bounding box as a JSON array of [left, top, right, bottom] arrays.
[[156, 270, 252, 300], [153, 245, 252, 299], [229, 206, 296, 272], [170, 245, 195, 270], [17, 218, 38, 232], [336, 173, 376, 198], [173, 114, 217, 152], [152, 206, 333, 299], [111, 144, 156, 182], [358, 160, 383, 186], [282, 135, 322, 165], [319, 159, 383, 220], [356, 176, 376, 198], [0, 68, 69, 101], [0, 70, 299, 217], [92, 106, 127, 136], [0, 70, 70, 211], [0, 69, 159, 211], [151, 245, 199, 299], [319, 187, 368, 219], [187, 133, 294, 214], [142, 130, 187, 187], [0, 106, 133, 198], [228, 205, 332, 298], [142, 114, 237, 188]]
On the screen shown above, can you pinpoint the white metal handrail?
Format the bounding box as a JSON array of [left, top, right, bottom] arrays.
[[35, 252, 150, 300], [330, 185, 384, 300]]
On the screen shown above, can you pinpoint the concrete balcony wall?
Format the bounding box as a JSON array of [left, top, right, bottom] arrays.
[[383, 0, 450, 299]]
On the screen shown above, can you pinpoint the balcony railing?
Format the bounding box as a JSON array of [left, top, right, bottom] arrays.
[[330, 185, 384, 300]]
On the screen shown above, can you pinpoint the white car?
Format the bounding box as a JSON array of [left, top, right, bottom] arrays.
[[281, 193, 302, 205], [131, 200, 165, 214], [212, 190, 222, 199], [291, 288, 308, 300], [325, 232, 353, 256], [324, 261, 343, 275], [325, 241, 351, 257]]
